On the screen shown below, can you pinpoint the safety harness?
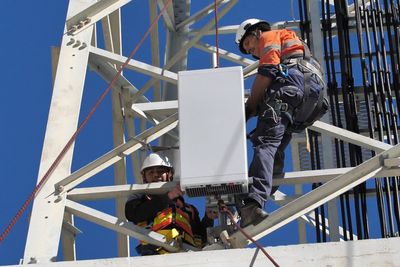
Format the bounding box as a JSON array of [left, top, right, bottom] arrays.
[[136, 205, 201, 255], [278, 42, 329, 133]]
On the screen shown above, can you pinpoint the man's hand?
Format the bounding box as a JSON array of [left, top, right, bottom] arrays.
[[167, 184, 183, 200], [205, 208, 219, 220]]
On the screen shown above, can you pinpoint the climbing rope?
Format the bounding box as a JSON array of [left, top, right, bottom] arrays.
[[214, 0, 220, 68], [218, 200, 280, 267], [0, 0, 173, 243]]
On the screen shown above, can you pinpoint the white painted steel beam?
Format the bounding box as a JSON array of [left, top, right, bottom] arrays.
[[190, 25, 238, 36], [131, 100, 178, 117], [149, 0, 162, 102], [55, 113, 178, 192], [61, 213, 77, 261], [23, 0, 96, 263], [272, 191, 358, 241], [273, 166, 400, 185], [310, 120, 393, 153], [274, 167, 352, 185], [101, 10, 122, 57], [299, 212, 358, 241], [65, 200, 179, 252], [127, 103, 179, 141], [88, 56, 149, 103], [9, 238, 400, 267], [159, 0, 191, 173], [347, 0, 372, 15], [66, 164, 400, 200], [176, 0, 228, 30], [101, 8, 129, 257], [191, 20, 300, 37], [89, 46, 178, 84], [66, 184, 361, 249], [66, 0, 131, 36], [160, 0, 237, 71], [384, 157, 400, 167], [229, 143, 400, 248], [157, 0, 175, 31], [88, 56, 148, 186], [88, 55, 180, 147], [243, 61, 259, 78], [50, 46, 76, 261], [88, 57, 178, 138], [126, 119, 143, 184], [129, 105, 159, 124], [194, 42, 254, 66], [133, 0, 238, 101], [273, 188, 397, 205], [67, 181, 177, 201]]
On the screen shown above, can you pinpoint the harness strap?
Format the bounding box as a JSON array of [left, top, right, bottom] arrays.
[[284, 58, 324, 84], [294, 71, 312, 120], [279, 42, 327, 131], [305, 84, 326, 125], [301, 40, 312, 61]]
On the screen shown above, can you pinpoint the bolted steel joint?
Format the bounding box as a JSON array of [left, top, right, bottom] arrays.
[[56, 185, 64, 193], [79, 42, 87, 50], [66, 38, 75, 46], [72, 40, 81, 48], [66, 25, 78, 36]]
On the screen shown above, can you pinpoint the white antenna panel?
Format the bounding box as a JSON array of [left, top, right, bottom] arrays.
[[178, 67, 248, 197]]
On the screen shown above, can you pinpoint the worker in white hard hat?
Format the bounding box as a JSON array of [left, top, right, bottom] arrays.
[[234, 19, 328, 228], [125, 152, 218, 255], [140, 152, 174, 182]]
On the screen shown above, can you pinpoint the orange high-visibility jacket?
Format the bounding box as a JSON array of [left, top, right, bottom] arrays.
[[258, 29, 304, 66]]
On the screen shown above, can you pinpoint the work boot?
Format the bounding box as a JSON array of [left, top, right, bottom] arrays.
[[238, 201, 269, 228]]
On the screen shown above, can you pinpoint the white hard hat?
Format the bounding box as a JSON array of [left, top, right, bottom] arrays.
[[141, 153, 173, 172], [235, 18, 270, 54]]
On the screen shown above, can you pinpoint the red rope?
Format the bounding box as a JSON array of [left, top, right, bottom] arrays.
[[219, 203, 280, 267], [214, 0, 220, 68], [0, 0, 173, 243]]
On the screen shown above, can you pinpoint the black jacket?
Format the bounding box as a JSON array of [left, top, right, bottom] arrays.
[[125, 193, 213, 245]]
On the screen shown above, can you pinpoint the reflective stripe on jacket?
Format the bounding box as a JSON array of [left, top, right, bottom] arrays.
[[152, 207, 194, 237], [258, 29, 304, 66], [137, 206, 198, 253]]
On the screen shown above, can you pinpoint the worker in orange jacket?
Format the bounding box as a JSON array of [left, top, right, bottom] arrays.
[[235, 19, 328, 227], [125, 153, 217, 255]]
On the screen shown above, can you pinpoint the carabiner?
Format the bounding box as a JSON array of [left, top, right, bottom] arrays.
[[279, 63, 289, 78]]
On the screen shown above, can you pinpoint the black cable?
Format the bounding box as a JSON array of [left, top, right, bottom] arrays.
[[322, 0, 350, 241], [334, 0, 365, 239], [362, 1, 389, 237], [381, 0, 400, 234], [371, 5, 396, 236], [313, 131, 327, 242], [354, 1, 374, 238], [309, 131, 322, 242]]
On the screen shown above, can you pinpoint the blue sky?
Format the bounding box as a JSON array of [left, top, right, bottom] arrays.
[[0, 1, 308, 265]]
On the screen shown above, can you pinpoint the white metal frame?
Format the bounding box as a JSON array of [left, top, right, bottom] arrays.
[[23, 0, 399, 264]]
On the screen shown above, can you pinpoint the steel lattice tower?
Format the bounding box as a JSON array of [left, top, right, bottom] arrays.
[[15, 0, 400, 266]]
